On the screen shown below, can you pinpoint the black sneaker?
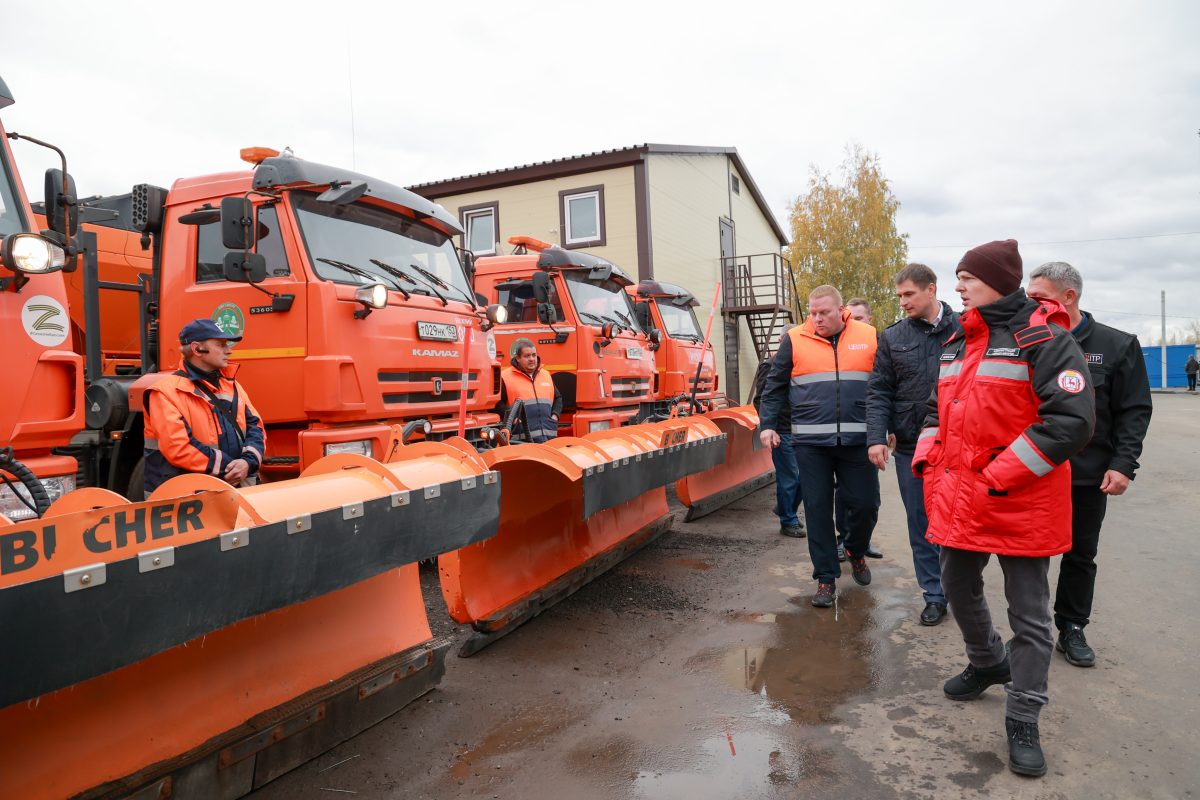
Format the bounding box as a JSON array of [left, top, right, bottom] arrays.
[[848, 556, 871, 586], [865, 544, 883, 558], [943, 658, 1011, 700], [1056, 624, 1096, 667], [836, 540, 847, 562], [780, 524, 806, 538], [919, 602, 947, 626], [812, 582, 837, 608], [1005, 717, 1047, 777]]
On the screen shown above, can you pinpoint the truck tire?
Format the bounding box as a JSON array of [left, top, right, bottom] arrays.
[[126, 457, 146, 501]]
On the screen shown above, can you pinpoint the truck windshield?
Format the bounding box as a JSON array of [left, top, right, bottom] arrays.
[[563, 272, 644, 334], [0, 142, 27, 238], [657, 302, 703, 340], [291, 192, 472, 300]]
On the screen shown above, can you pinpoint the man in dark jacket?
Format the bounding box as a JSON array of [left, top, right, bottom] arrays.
[[1028, 262, 1152, 668], [752, 351, 805, 538], [914, 240, 1094, 777], [1186, 354, 1199, 392], [760, 285, 880, 608], [866, 264, 961, 626]]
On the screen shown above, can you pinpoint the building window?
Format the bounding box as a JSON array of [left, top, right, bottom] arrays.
[[559, 185, 606, 249], [460, 202, 499, 255], [730, 174, 741, 195]]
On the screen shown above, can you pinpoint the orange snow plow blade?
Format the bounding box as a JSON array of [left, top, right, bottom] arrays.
[[675, 405, 775, 521], [439, 420, 725, 655], [0, 440, 498, 800]]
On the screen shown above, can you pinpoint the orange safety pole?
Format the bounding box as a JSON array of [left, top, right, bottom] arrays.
[[457, 323, 473, 437], [689, 281, 720, 409]]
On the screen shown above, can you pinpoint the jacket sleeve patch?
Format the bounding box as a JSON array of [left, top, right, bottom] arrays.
[[1056, 369, 1086, 393], [1014, 324, 1053, 347]]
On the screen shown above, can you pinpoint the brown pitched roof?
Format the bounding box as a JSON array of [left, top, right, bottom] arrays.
[[409, 143, 787, 245]]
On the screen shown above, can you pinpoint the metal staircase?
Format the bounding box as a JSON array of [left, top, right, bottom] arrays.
[[719, 252, 799, 402]]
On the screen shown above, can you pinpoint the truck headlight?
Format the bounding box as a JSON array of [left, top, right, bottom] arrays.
[[354, 283, 389, 310], [2, 233, 67, 274], [0, 475, 76, 521], [588, 420, 611, 432], [323, 439, 374, 457]]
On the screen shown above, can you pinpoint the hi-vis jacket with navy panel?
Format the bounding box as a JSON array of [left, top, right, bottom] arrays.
[[499, 364, 562, 443], [143, 359, 265, 495], [912, 290, 1095, 557], [758, 311, 878, 446]]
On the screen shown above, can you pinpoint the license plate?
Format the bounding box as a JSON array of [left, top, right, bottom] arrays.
[[417, 321, 459, 342], [625, 346, 643, 360]]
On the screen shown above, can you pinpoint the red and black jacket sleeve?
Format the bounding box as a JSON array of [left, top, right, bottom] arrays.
[[982, 329, 1096, 492]]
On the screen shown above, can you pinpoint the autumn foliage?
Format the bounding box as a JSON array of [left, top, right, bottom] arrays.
[[786, 144, 908, 329]]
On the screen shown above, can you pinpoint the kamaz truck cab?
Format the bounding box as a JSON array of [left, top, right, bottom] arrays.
[[474, 236, 658, 435], [69, 148, 505, 494], [0, 75, 85, 521], [627, 279, 721, 417]]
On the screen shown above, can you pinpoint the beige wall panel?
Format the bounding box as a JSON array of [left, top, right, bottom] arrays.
[[428, 166, 639, 272], [647, 154, 784, 401]]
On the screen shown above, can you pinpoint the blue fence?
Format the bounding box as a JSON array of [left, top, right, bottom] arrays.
[[1143, 343, 1197, 388]]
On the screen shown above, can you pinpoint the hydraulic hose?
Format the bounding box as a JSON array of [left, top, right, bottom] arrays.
[[0, 447, 51, 518]]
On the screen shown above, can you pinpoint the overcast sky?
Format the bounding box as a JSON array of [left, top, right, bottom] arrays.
[[4, 1, 1197, 343]]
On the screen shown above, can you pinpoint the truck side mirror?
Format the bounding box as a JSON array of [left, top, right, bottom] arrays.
[[221, 197, 257, 249], [531, 270, 551, 303], [648, 328, 662, 351], [536, 302, 557, 325], [43, 168, 79, 238], [223, 251, 267, 283]]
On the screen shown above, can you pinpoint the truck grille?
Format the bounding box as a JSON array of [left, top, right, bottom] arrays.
[[379, 369, 479, 405], [609, 377, 651, 400]]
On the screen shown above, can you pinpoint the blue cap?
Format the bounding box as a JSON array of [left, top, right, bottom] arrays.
[[179, 318, 242, 344]]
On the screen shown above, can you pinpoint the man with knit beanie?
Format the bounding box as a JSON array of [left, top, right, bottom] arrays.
[[912, 240, 1094, 777]]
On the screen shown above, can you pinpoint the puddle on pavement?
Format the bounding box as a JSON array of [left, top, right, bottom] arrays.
[[719, 590, 879, 725], [631, 729, 837, 798], [449, 704, 575, 782]]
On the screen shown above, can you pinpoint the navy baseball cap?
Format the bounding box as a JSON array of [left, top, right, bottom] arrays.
[[179, 318, 242, 344]]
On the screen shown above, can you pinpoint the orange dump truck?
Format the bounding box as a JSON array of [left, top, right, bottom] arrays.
[[0, 76, 84, 523], [56, 148, 506, 497], [473, 236, 658, 435], [627, 278, 721, 416]]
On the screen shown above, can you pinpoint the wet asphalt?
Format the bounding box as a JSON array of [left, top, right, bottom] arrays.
[[252, 393, 1200, 799]]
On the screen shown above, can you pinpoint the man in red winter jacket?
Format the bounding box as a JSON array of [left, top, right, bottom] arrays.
[[912, 240, 1094, 778]]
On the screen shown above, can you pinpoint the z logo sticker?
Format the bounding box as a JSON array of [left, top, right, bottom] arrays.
[[1057, 369, 1086, 394]]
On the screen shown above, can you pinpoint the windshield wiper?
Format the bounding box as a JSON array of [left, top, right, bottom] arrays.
[[367, 259, 423, 300], [577, 311, 608, 328], [408, 262, 475, 308], [316, 257, 403, 292], [612, 309, 638, 333]]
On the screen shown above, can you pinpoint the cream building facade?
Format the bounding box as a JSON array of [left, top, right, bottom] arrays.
[[410, 144, 792, 401]]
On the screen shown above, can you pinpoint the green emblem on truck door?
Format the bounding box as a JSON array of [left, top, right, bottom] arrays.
[[212, 302, 245, 337]]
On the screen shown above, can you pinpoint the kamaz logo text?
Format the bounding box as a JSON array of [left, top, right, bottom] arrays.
[[412, 348, 459, 358]]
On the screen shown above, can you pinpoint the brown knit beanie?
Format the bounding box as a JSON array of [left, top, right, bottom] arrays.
[[957, 239, 1022, 296]]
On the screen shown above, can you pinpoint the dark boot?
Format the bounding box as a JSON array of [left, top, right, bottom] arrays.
[[1005, 717, 1047, 776], [1056, 624, 1096, 667], [943, 658, 1011, 700], [919, 602, 947, 626], [780, 524, 806, 538], [848, 555, 871, 586], [811, 582, 837, 608]]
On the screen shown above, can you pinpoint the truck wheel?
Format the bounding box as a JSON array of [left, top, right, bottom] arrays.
[[126, 457, 145, 501]]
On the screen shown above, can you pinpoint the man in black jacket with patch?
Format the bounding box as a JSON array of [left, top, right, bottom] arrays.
[[1028, 262, 1152, 668], [866, 264, 961, 626]]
